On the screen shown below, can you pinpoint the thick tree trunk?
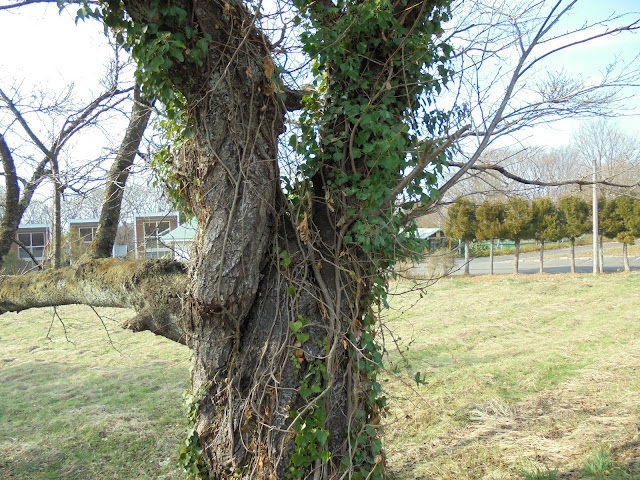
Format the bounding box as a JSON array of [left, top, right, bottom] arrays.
[[570, 237, 576, 273], [0, 134, 49, 265], [539, 240, 545, 274], [0, 134, 22, 263], [513, 238, 520, 274], [0, 258, 187, 343], [464, 239, 470, 274], [623, 243, 630, 272], [110, 1, 355, 476]]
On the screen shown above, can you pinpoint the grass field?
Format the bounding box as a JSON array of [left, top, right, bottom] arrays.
[[0, 307, 191, 479], [1, 274, 639, 479], [383, 274, 640, 479]]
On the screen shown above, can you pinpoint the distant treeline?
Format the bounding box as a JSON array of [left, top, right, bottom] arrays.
[[444, 195, 640, 274]]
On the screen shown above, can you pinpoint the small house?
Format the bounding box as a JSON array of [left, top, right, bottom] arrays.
[[69, 218, 100, 245], [134, 213, 178, 259], [159, 220, 197, 261], [68, 218, 129, 259], [12, 224, 50, 268], [417, 227, 449, 251]]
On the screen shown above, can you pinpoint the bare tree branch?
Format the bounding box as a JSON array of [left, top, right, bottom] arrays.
[[446, 160, 640, 189]]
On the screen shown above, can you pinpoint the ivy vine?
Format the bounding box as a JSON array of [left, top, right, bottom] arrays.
[[288, 0, 455, 478]]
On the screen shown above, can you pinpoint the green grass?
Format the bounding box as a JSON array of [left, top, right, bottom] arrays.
[[583, 450, 615, 477], [0, 306, 190, 479], [580, 448, 640, 479], [519, 463, 559, 480], [1, 274, 640, 479]]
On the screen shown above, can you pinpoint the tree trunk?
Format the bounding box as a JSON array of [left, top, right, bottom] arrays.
[[4, 0, 428, 476], [0, 134, 49, 265], [513, 238, 520, 274], [489, 239, 494, 275], [599, 234, 605, 273], [592, 156, 599, 275], [0, 134, 22, 263], [464, 239, 470, 275], [623, 242, 630, 272], [88, 86, 152, 259], [110, 1, 358, 476], [52, 162, 62, 268], [539, 240, 545, 274], [570, 237, 576, 274]]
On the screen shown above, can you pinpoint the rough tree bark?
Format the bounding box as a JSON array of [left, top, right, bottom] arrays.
[[109, 0, 356, 476]]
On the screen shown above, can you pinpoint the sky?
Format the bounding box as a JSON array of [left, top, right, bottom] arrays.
[[0, 4, 115, 98], [0, 1, 638, 151]]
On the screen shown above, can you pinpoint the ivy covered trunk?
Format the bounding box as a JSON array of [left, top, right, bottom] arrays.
[[99, 0, 454, 477], [162, 3, 358, 475]]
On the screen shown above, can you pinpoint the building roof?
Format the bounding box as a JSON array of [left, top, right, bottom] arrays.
[[18, 224, 49, 230], [417, 227, 443, 239], [159, 220, 197, 243], [134, 212, 178, 221], [68, 218, 100, 225]]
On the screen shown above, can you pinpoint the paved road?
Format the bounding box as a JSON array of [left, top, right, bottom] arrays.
[[418, 243, 640, 276]]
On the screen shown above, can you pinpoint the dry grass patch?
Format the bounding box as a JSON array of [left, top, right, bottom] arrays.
[[1, 275, 639, 479], [382, 274, 640, 479]]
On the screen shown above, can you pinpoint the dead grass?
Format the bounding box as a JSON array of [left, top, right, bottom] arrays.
[[382, 273, 640, 479], [1, 275, 639, 479]]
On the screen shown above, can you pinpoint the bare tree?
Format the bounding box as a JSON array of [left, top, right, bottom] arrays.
[[572, 118, 640, 274], [0, 77, 131, 267], [425, 0, 640, 214]]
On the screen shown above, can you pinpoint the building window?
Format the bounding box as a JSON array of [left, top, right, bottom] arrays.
[[78, 226, 98, 243], [143, 221, 171, 259], [17, 231, 46, 262]]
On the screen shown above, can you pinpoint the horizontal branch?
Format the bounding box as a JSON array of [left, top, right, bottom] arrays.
[[446, 161, 640, 188], [0, 258, 188, 345]]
